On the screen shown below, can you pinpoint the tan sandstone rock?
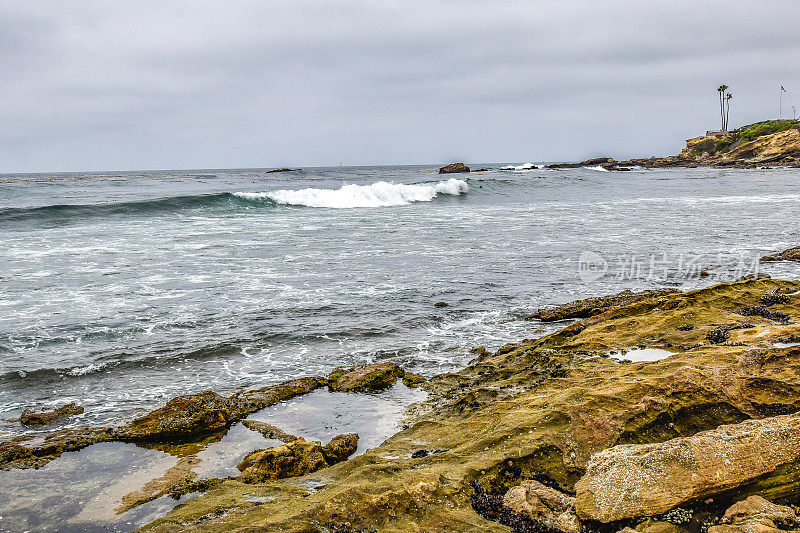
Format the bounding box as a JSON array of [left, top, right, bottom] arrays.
[[503, 479, 581, 533], [327, 362, 405, 392], [575, 413, 800, 522], [708, 496, 800, 533]]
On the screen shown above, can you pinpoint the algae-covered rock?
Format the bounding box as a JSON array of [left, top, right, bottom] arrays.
[[708, 495, 799, 533], [117, 455, 201, 513], [439, 162, 470, 174], [402, 371, 426, 388], [762, 246, 800, 262], [321, 433, 358, 464], [502, 479, 581, 533], [118, 391, 235, 441], [18, 403, 84, 426], [134, 279, 800, 532], [527, 288, 679, 321], [328, 362, 404, 392], [236, 437, 328, 483], [574, 413, 800, 522]]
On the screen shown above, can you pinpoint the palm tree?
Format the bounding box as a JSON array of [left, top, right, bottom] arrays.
[[724, 93, 733, 131], [717, 85, 729, 131]]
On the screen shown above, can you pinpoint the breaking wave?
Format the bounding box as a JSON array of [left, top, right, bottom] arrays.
[[234, 178, 469, 208]]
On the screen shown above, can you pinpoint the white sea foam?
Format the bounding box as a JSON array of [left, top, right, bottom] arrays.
[[500, 163, 543, 171], [585, 165, 610, 172], [234, 178, 468, 208]]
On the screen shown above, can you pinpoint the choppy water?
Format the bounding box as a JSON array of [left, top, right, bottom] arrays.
[[1, 164, 799, 434]]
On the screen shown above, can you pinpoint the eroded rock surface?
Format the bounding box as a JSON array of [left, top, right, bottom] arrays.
[[709, 496, 800, 533], [502, 479, 581, 533], [574, 413, 800, 522], [241, 420, 298, 443]]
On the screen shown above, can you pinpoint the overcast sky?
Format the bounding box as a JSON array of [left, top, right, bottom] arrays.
[[2, 1, 800, 172]]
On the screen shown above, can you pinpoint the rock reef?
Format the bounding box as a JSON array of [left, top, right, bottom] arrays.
[[439, 162, 470, 174], [131, 278, 800, 532]]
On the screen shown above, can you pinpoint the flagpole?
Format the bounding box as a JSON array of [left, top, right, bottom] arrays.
[[780, 86, 782, 119]]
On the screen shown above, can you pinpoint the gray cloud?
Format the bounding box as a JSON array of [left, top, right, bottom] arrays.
[[1, 0, 799, 171]]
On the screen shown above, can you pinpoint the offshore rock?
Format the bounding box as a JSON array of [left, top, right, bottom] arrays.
[[708, 495, 800, 533], [328, 362, 405, 392], [502, 479, 581, 533], [439, 162, 470, 174], [574, 413, 800, 522], [19, 403, 84, 426], [762, 246, 800, 262], [527, 288, 679, 321]]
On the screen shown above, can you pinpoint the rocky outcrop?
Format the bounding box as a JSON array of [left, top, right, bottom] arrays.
[[438, 162, 470, 174], [502, 480, 581, 533], [265, 168, 300, 173], [708, 496, 800, 533], [527, 288, 679, 321], [328, 362, 406, 392], [116, 455, 200, 513], [18, 403, 84, 425], [574, 413, 800, 522], [236, 434, 358, 483], [0, 426, 113, 470], [140, 278, 800, 533], [118, 376, 327, 441], [762, 246, 800, 262]]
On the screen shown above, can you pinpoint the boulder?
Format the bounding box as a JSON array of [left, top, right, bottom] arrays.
[[118, 391, 235, 441], [438, 162, 470, 174], [328, 362, 405, 392], [321, 433, 359, 464], [236, 433, 358, 483], [19, 403, 84, 426], [762, 246, 800, 262], [574, 413, 800, 522], [502, 479, 581, 533], [708, 496, 800, 533]]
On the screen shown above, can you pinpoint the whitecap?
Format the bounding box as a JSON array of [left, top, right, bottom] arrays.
[[234, 178, 468, 209], [585, 165, 610, 172]]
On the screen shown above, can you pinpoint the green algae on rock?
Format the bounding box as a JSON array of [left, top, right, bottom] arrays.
[[327, 362, 406, 392], [137, 278, 800, 532]]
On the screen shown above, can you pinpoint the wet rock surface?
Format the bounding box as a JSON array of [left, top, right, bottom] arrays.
[[327, 361, 406, 392], [502, 479, 581, 533], [137, 279, 800, 532], [240, 420, 298, 443], [18, 403, 84, 426], [236, 433, 358, 483]]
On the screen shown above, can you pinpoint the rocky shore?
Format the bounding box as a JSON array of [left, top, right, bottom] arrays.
[[557, 120, 800, 170], [5, 271, 800, 531]]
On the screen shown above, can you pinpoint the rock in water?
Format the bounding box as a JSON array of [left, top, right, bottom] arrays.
[[327, 361, 405, 392], [118, 391, 235, 440], [762, 246, 800, 262], [237, 434, 358, 483], [502, 479, 582, 533], [438, 162, 470, 174], [574, 412, 800, 522], [19, 403, 84, 426], [321, 433, 358, 464], [708, 495, 800, 533]]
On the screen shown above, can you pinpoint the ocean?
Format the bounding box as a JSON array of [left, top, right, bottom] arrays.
[[1, 164, 799, 437]]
